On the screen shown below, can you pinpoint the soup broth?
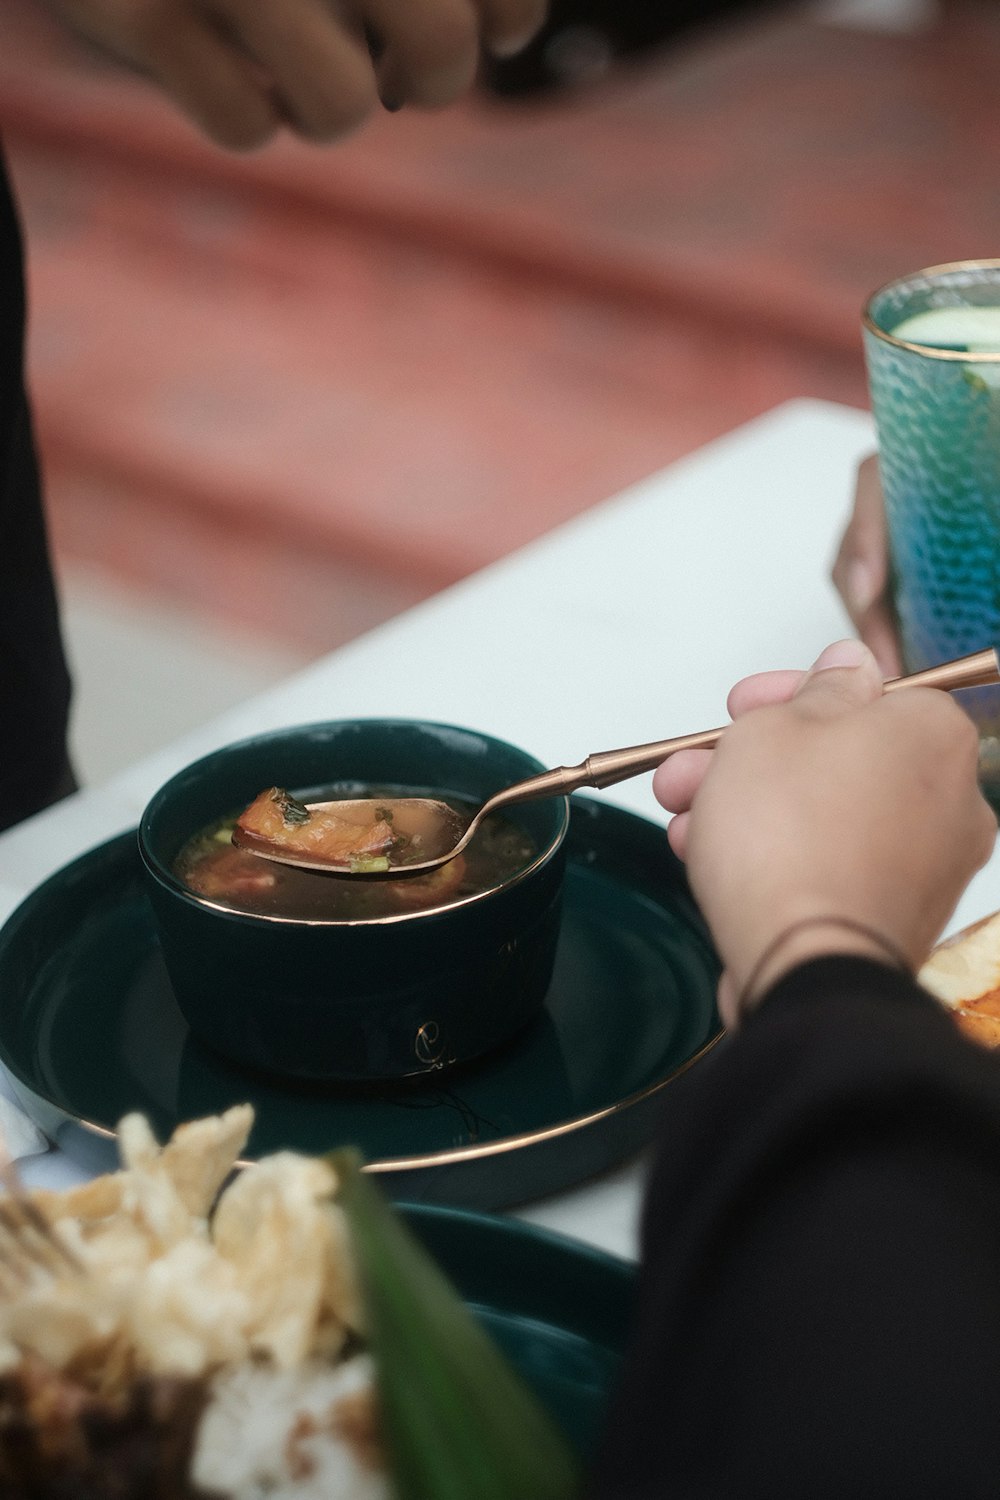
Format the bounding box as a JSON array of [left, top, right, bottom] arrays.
[[173, 788, 538, 921]]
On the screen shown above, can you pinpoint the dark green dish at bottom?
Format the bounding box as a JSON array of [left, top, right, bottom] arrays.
[[0, 797, 721, 1209], [404, 1203, 634, 1458]]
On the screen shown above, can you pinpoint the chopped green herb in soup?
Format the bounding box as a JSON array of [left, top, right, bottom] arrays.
[[173, 789, 538, 920]]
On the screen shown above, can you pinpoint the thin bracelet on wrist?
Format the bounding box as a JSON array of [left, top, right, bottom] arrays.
[[733, 915, 913, 1027]]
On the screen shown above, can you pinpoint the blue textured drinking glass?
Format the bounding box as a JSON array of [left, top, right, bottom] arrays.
[[863, 260, 1000, 803]]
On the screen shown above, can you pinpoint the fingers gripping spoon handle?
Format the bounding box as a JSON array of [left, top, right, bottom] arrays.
[[232, 647, 1000, 877]]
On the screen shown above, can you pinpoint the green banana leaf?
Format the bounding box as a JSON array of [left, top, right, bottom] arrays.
[[331, 1151, 583, 1500]]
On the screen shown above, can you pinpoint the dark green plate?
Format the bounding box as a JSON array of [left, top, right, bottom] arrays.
[[0, 797, 721, 1209], [405, 1203, 634, 1456]]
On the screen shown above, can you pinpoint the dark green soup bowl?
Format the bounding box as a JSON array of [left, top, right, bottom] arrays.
[[138, 720, 569, 1083]]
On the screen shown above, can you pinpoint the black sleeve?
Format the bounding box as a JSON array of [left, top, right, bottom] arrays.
[[0, 144, 74, 831], [589, 955, 1000, 1499]]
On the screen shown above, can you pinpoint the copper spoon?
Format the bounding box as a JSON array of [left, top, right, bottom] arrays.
[[232, 646, 1000, 878]]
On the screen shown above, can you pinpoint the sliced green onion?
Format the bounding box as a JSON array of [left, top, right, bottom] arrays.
[[349, 855, 391, 874], [271, 787, 310, 826]]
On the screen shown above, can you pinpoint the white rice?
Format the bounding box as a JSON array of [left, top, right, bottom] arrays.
[[191, 1352, 391, 1500]]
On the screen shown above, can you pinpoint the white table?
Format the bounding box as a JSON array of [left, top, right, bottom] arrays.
[[5, 398, 1000, 1259]]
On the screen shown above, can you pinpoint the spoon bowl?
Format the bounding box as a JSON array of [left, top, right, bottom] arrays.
[[231, 646, 1000, 878], [232, 793, 470, 874]]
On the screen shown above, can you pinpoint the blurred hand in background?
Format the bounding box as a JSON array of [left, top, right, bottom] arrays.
[[43, 0, 549, 148], [831, 453, 903, 676]]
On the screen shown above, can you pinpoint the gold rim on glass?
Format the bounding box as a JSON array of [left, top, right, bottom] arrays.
[[863, 258, 1000, 362]]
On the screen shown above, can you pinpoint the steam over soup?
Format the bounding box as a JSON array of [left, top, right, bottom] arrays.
[[174, 787, 538, 921]]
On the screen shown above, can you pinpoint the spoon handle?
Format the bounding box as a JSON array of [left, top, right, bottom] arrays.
[[483, 646, 1000, 811]]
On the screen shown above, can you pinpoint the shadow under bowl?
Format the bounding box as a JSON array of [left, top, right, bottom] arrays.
[[138, 720, 568, 1083]]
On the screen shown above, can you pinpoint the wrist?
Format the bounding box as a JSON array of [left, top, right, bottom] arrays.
[[722, 916, 913, 1030]]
